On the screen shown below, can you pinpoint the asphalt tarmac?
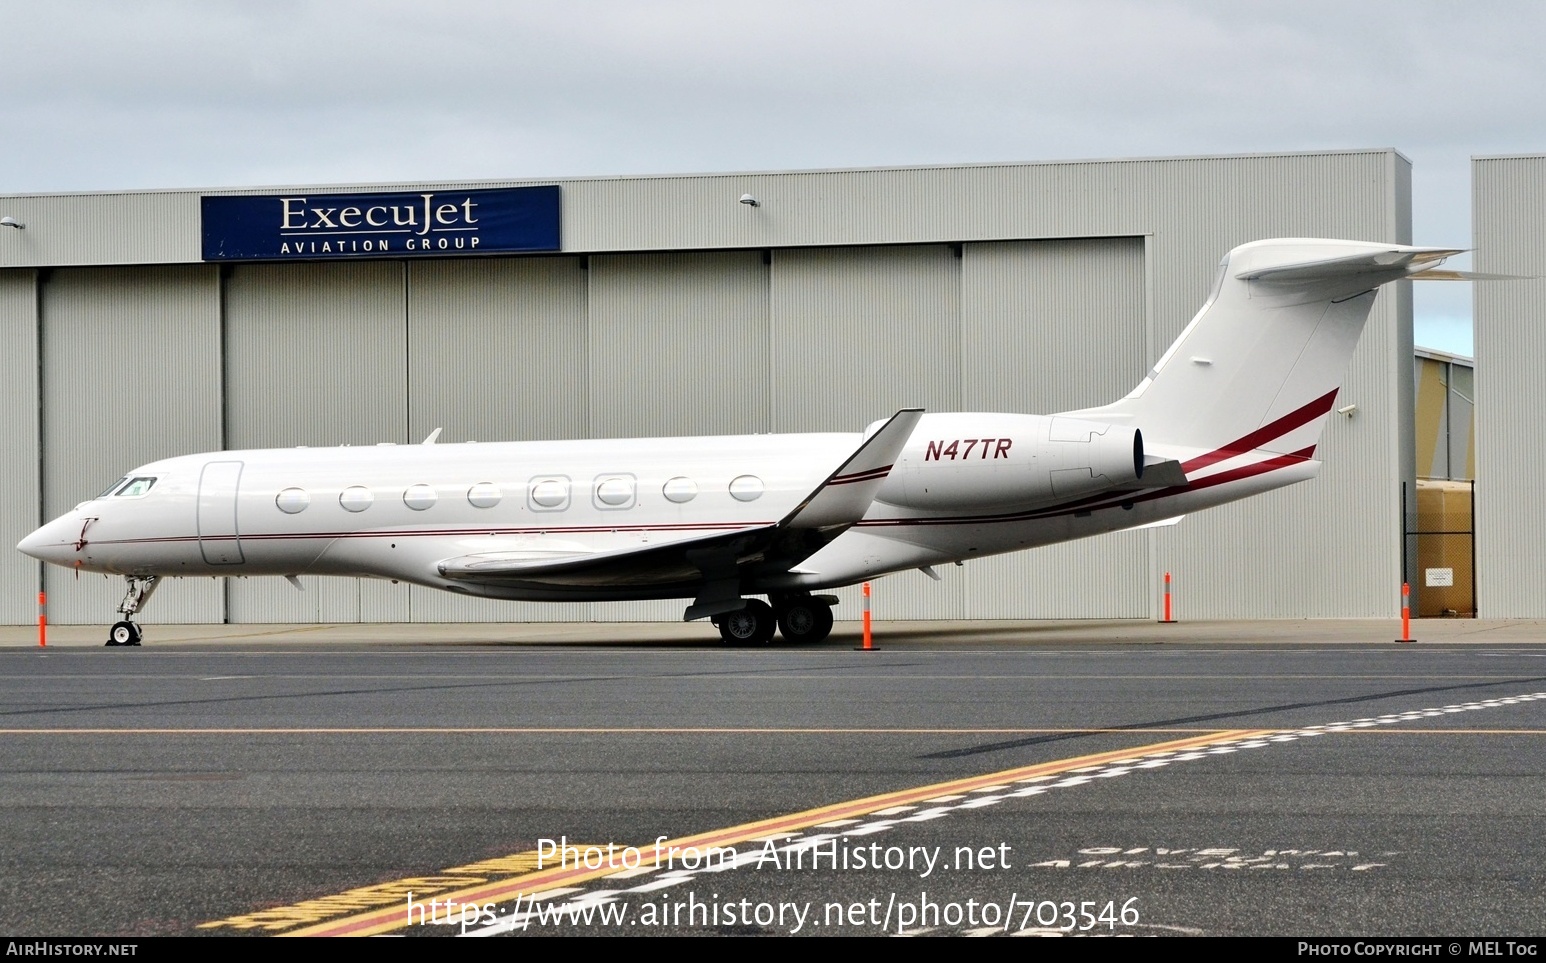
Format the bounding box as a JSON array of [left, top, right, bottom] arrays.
[[1, 619, 1543, 937]]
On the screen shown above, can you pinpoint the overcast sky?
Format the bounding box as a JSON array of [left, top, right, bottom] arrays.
[[6, 0, 1539, 355]]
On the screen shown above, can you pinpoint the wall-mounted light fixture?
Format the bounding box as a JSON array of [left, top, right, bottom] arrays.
[[1337, 403, 1358, 418], [738, 194, 760, 207], [0, 216, 24, 230]]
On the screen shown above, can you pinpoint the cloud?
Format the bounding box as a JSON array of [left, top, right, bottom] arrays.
[[1, 0, 1523, 333]]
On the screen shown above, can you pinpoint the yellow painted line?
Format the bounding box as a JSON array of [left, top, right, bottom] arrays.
[[263, 728, 1270, 937]]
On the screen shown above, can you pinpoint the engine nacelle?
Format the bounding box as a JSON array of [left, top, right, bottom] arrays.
[[874, 412, 1144, 512]]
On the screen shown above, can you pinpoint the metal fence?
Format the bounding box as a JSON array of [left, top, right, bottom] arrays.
[[1403, 479, 1476, 618]]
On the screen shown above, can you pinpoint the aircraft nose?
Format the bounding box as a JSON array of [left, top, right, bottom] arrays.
[[17, 516, 79, 566]]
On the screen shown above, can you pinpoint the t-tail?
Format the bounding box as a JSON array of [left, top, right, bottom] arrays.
[[1068, 238, 1463, 466]]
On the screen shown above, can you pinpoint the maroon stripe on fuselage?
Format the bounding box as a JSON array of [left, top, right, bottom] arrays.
[[84, 521, 769, 549], [828, 465, 894, 485]]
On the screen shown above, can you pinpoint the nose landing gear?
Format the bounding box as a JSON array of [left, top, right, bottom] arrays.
[[105, 575, 159, 648]]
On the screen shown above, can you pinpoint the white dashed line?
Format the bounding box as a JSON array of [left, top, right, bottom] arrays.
[[459, 690, 1546, 937]]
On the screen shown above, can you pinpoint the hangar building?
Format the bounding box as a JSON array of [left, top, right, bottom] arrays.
[[1473, 155, 1546, 618], [0, 150, 1418, 627]]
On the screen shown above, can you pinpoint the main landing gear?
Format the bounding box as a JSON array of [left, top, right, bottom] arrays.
[[712, 594, 836, 645], [106, 575, 159, 648]]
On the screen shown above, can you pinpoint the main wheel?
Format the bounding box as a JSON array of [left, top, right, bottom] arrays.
[[107, 621, 142, 647], [717, 599, 776, 645], [777, 598, 834, 644]]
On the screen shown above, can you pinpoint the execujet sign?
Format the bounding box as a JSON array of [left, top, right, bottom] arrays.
[[201, 185, 560, 261]]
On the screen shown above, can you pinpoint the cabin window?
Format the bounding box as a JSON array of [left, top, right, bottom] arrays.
[[594, 474, 636, 509], [114, 477, 157, 498], [404, 484, 438, 511], [339, 486, 374, 513], [276, 488, 310, 514], [729, 475, 765, 502], [662, 477, 697, 504], [468, 482, 502, 509], [528, 476, 569, 511]]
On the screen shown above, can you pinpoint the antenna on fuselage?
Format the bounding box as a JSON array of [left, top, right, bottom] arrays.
[[422, 427, 443, 445]]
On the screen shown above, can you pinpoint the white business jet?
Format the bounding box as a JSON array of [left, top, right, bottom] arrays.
[[18, 238, 1462, 647]]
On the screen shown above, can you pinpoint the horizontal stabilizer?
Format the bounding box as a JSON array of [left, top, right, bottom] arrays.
[[1411, 269, 1534, 282], [1236, 245, 1464, 283], [781, 408, 922, 529], [1066, 238, 1463, 454]]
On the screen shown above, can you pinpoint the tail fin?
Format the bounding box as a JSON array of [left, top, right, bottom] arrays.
[[1069, 238, 1461, 455]]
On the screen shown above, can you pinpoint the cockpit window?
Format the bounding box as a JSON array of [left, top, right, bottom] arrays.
[[96, 477, 128, 499], [115, 477, 156, 497]]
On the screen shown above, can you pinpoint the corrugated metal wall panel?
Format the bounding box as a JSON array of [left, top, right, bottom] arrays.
[[40, 266, 224, 624], [407, 257, 590, 444], [0, 192, 201, 269], [1473, 155, 1546, 616], [589, 251, 771, 437], [772, 245, 961, 432], [961, 239, 1146, 417], [1415, 357, 1450, 478], [960, 238, 1149, 617], [1449, 365, 1475, 481], [0, 271, 39, 624], [405, 255, 591, 623], [966, 536, 1151, 619], [223, 260, 409, 623]]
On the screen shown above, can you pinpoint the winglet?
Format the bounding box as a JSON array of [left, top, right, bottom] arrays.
[[780, 408, 923, 529]]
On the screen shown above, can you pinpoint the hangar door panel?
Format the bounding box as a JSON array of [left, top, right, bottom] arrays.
[[0, 271, 38, 625], [407, 257, 589, 445], [962, 238, 1147, 412], [960, 238, 1149, 618], [223, 261, 408, 623], [40, 266, 223, 624], [406, 256, 590, 623], [589, 251, 770, 439], [772, 245, 960, 434]]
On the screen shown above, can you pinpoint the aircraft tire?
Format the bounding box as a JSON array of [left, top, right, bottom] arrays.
[[776, 598, 834, 644], [717, 600, 775, 645], [107, 621, 142, 647]]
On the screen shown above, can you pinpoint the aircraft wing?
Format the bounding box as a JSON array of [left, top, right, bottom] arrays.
[[436, 527, 777, 588], [434, 409, 923, 608]]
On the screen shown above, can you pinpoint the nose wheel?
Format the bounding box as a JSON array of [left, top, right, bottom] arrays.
[[107, 621, 142, 647], [104, 575, 159, 648]]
